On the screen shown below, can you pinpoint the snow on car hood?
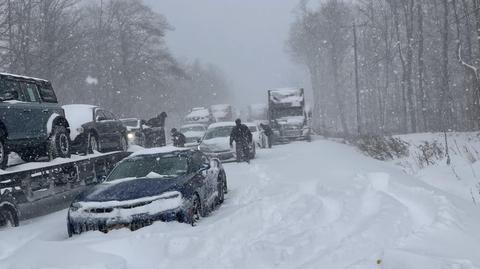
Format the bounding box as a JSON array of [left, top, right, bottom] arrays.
[[62, 104, 96, 140], [201, 137, 231, 152], [276, 116, 305, 126], [183, 130, 205, 139]]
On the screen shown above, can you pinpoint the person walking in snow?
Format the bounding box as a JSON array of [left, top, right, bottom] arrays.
[[260, 123, 274, 148], [230, 118, 253, 163], [171, 128, 186, 147]]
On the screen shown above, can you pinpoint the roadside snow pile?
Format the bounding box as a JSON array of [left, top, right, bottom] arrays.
[[355, 132, 480, 204], [1, 140, 480, 268]]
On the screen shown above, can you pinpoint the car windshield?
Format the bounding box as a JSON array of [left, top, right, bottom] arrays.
[[107, 155, 188, 181], [121, 120, 139, 127], [181, 126, 205, 132], [204, 126, 233, 140]]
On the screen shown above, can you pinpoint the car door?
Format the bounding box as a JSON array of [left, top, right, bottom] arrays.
[[20, 81, 46, 139], [104, 110, 125, 144], [93, 109, 115, 149], [0, 79, 28, 140]]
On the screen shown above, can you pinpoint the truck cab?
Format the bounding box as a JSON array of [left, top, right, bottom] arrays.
[[268, 88, 311, 143]]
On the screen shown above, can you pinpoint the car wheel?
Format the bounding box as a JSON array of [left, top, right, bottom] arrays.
[[0, 137, 8, 170], [48, 125, 71, 160], [119, 135, 128, 151], [189, 194, 202, 226], [88, 134, 100, 154]]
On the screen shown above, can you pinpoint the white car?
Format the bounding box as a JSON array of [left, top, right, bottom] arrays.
[[198, 122, 255, 162], [245, 122, 268, 148], [180, 123, 207, 148]]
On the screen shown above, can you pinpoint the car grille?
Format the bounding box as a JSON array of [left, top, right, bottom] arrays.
[[86, 200, 153, 214]]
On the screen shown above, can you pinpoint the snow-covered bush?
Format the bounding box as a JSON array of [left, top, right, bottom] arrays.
[[353, 135, 409, 160]]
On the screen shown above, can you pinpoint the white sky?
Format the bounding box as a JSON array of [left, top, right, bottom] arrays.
[[144, 0, 308, 106]]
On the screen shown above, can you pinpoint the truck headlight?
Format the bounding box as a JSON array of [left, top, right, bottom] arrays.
[[127, 132, 135, 140]]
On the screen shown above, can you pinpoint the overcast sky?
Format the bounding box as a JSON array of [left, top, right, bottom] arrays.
[[144, 0, 308, 106]]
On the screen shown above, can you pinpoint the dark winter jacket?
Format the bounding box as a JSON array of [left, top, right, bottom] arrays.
[[261, 124, 273, 137], [172, 131, 186, 147], [147, 112, 167, 127], [230, 124, 252, 145]]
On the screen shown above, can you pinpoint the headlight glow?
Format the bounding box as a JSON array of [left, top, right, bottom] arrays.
[[127, 132, 135, 140]]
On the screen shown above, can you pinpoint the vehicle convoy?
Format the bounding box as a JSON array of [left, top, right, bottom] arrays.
[[0, 151, 129, 228], [198, 122, 255, 162], [210, 104, 234, 122], [67, 147, 227, 236], [180, 123, 207, 148], [184, 107, 213, 125], [0, 73, 71, 169], [63, 105, 128, 154], [267, 88, 311, 143]]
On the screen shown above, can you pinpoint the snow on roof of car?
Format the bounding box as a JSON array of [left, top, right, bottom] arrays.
[[62, 104, 97, 140], [0, 72, 49, 82], [120, 118, 139, 121], [129, 146, 190, 157], [181, 123, 207, 128], [207, 121, 235, 129], [186, 108, 210, 118]]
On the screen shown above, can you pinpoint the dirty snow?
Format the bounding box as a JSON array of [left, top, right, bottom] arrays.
[[0, 139, 479, 269]]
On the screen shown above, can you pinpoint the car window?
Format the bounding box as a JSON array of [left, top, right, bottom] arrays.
[[95, 110, 107, 121], [104, 111, 117, 120], [0, 79, 25, 101], [22, 82, 40, 102], [37, 84, 57, 103], [107, 155, 188, 181]]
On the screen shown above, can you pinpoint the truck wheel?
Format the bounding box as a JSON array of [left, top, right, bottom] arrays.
[[0, 137, 8, 170], [49, 126, 71, 160]]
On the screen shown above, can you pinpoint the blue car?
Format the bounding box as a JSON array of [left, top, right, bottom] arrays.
[[66, 146, 227, 236]]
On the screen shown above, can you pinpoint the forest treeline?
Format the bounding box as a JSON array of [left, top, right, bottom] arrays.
[[288, 0, 480, 136], [0, 0, 230, 118]]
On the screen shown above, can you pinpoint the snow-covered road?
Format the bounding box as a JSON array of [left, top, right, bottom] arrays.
[[1, 139, 479, 269]]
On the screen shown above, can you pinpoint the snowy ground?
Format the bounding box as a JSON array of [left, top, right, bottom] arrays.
[[1, 139, 480, 269]]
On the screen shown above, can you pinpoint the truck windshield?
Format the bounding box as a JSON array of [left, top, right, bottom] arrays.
[[107, 155, 188, 181], [272, 107, 304, 119]]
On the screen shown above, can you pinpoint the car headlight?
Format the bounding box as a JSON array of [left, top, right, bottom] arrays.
[[127, 132, 135, 140], [70, 202, 82, 212], [76, 127, 84, 134]]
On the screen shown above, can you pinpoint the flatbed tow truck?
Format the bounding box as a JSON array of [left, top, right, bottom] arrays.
[[0, 151, 130, 227]]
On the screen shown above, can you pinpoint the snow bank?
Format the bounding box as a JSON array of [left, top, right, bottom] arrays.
[[1, 139, 480, 268]]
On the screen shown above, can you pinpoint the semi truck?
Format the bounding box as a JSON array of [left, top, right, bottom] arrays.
[[267, 88, 311, 143]]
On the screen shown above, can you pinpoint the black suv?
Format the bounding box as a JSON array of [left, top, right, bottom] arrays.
[[0, 73, 70, 169]]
